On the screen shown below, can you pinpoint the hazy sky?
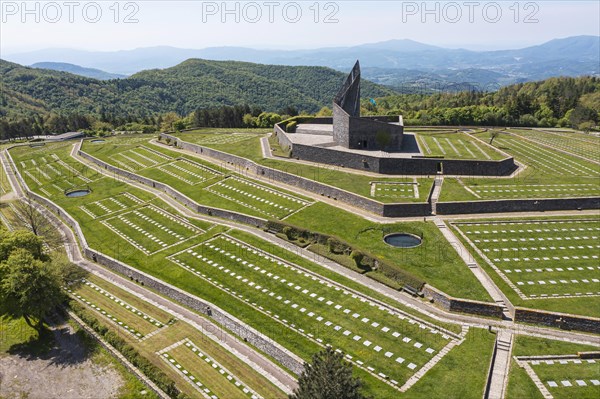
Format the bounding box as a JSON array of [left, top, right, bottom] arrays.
[[1, 0, 599, 54]]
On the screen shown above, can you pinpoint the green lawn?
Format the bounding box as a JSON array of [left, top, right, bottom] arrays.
[[453, 218, 600, 298], [439, 131, 600, 201], [169, 233, 454, 386], [70, 277, 286, 399], [82, 138, 315, 220], [532, 361, 600, 399], [508, 128, 600, 162], [163, 340, 262, 399], [9, 141, 469, 397], [287, 202, 493, 302], [402, 328, 496, 399], [415, 131, 506, 160], [449, 215, 600, 318], [68, 280, 169, 338], [173, 132, 435, 203], [506, 335, 600, 399]]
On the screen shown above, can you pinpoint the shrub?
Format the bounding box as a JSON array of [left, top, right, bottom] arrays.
[[266, 220, 286, 233], [282, 226, 294, 240], [286, 121, 297, 133], [350, 250, 364, 267], [377, 261, 425, 290], [327, 237, 346, 254]]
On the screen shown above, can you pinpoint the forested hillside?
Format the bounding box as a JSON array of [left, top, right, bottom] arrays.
[[370, 76, 600, 129], [1, 58, 598, 138], [0, 58, 395, 119]]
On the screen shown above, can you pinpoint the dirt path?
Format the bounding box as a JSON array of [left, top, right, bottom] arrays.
[[0, 315, 124, 399]]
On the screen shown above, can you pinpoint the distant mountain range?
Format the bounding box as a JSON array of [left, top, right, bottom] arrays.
[[5, 36, 599, 91], [31, 62, 126, 80]]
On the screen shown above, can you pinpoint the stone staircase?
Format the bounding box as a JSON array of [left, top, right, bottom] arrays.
[[486, 330, 514, 399], [431, 173, 444, 215], [495, 300, 513, 321]]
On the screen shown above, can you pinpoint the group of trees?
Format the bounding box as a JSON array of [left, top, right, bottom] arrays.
[[0, 112, 162, 141], [0, 229, 84, 332], [0, 194, 86, 333], [1, 58, 390, 124], [368, 76, 599, 130], [0, 104, 301, 140]]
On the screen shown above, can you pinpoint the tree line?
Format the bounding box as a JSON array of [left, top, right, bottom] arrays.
[[366, 76, 599, 130], [1, 74, 598, 140]]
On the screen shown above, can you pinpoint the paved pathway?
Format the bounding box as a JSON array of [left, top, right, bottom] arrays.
[[69, 145, 600, 347], [431, 174, 443, 214], [433, 217, 514, 319], [4, 144, 600, 399], [487, 329, 514, 399], [0, 148, 298, 395]]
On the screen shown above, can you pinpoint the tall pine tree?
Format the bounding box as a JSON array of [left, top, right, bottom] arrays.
[[290, 347, 367, 399]]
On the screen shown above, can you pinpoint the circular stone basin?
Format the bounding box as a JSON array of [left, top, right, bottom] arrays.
[[383, 233, 422, 248], [65, 189, 91, 198], [90, 139, 105, 143]]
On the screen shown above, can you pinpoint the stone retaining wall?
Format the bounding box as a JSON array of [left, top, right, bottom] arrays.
[[5, 148, 305, 376], [292, 142, 517, 176], [77, 150, 267, 228], [274, 122, 516, 176], [83, 247, 305, 375], [436, 197, 600, 214], [422, 285, 505, 319], [161, 133, 431, 217], [514, 308, 600, 335], [273, 124, 293, 151]]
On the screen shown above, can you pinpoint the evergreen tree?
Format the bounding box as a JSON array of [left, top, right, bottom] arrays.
[[289, 347, 366, 399]]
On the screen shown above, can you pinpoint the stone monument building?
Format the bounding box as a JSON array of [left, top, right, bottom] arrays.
[[332, 61, 404, 151]]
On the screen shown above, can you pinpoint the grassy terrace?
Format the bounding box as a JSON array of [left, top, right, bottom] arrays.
[[82, 137, 491, 302], [287, 203, 492, 302], [170, 233, 454, 386], [506, 336, 600, 399], [172, 130, 435, 203], [439, 131, 600, 202], [69, 275, 287, 399], [82, 136, 314, 220], [414, 131, 506, 160], [508, 128, 600, 162], [450, 215, 600, 318], [0, 157, 12, 195], [10, 141, 491, 398]]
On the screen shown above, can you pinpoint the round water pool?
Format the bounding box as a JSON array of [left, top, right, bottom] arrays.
[[383, 233, 422, 248], [65, 189, 91, 198], [90, 139, 105, 143]]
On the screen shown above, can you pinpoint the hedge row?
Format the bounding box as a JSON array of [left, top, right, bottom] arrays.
[[266, 220, 425, 290], [69, 301, 188, 399]]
